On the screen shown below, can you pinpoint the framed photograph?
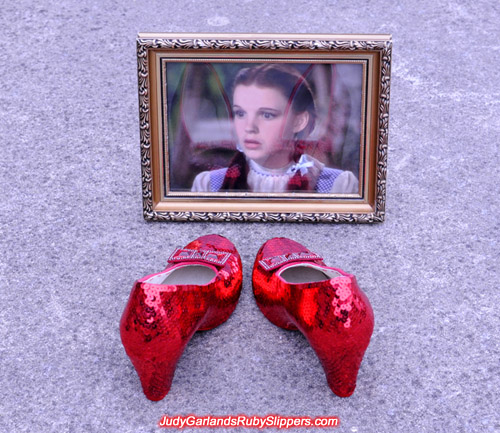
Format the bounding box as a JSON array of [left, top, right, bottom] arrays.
[[137, 33, 392, 223]]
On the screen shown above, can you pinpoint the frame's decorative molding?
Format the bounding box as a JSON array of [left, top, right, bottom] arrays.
[[137, 36, 389, 52], [137, 34, 392, 223], [142, 211, 384, 224]]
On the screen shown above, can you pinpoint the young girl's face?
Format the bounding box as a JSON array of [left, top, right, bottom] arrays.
[[232, 84, 308, 169]]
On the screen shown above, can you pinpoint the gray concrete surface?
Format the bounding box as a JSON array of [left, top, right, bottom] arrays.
[[1, 1, 499, 432]]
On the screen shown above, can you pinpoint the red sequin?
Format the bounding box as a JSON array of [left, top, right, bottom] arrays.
[[252, 237, 374, 397], [120, 235, 242, 401]]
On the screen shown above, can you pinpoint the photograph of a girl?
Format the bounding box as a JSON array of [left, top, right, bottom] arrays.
[[166, 62, 363, 194]]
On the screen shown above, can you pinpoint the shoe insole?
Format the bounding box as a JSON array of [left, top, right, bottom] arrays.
[[280, 265, 341, 283], [154, 265, 216, 285]]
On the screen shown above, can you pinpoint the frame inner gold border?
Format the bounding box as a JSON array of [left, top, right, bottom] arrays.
[[159, 56, 370, 201], [152, 52, 377, 206]]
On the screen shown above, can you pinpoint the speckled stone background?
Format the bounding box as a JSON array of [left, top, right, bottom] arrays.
[[1, 1, 499, 433]]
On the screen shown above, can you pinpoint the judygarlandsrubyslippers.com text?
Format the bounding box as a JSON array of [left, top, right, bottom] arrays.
[[158, 414, 340, 429]]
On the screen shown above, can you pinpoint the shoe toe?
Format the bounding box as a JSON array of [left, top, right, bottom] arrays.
[[186, 234, 238, 254], [257, 237, 312, 262]]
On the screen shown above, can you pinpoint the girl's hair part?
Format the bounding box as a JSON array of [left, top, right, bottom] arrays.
[[232, 63, 316, 138]]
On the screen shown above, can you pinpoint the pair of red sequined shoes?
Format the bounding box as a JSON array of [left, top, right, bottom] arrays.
[[120, 235, 374, 401]]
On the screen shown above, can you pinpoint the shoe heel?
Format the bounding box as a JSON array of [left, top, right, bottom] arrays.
[[120, 284, 208, 401], [126, 352, 181, 401], [308, 331, 371, 397], [295, 277, 374, 397]]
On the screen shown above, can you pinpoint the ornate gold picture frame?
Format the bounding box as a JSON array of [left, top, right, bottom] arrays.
[[137, 33, 392, 223]]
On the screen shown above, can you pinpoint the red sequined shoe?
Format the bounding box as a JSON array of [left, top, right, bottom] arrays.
[[252, 237, 374, 397], [120, 234, 242, 401]]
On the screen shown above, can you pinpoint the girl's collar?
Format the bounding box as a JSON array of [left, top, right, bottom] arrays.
[[248, 158, 295, 177]]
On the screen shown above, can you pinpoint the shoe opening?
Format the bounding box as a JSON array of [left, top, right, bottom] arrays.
[[145, 265, 216, 285], [279, 264, 342, 284]]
